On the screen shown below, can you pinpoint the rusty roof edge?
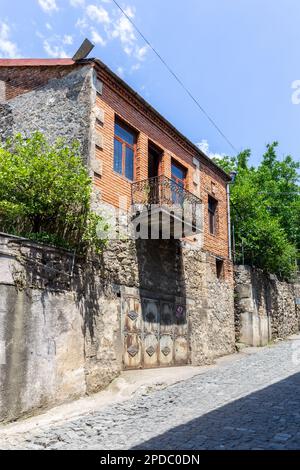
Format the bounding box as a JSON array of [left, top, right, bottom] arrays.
[[93, 58, 232, 182], [0, 58, 95, 67]]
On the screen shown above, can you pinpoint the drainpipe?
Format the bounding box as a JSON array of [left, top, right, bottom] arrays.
[[226, 183, 232, 261]]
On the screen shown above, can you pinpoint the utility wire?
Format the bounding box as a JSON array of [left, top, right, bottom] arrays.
[[112, 0, 238, 154]]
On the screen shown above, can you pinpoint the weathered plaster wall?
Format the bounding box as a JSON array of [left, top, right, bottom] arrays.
[[234, 265, 300, 346], [0, 234, 121, 423]]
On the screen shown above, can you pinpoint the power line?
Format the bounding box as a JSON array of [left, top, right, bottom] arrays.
[[111, 0, 238, 154]]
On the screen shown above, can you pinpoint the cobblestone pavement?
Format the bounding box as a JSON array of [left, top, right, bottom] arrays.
[[1, 337, 300, 450]]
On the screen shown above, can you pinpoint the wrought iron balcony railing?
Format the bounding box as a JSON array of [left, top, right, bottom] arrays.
[[131, 175, 202, 229]]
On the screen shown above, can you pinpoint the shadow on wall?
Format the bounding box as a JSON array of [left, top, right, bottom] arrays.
[[123, 239, 188, 369], [12, 238, 104, 341], [132, 371, 300, 450], [250, 269, 273, 319]]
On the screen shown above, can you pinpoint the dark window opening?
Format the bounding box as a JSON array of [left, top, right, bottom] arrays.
[[114, 118, 137, 181], [148, 143, 162, 179], [208, 195, 218, 235], [216, 258, 224, 279]]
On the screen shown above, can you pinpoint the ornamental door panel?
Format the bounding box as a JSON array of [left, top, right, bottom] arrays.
[[122, 296, 142, 369], [174, 304, 188, 337], [123, 296, 142, 333], [122, 295, 189, 369], [142, 298, 160, 367], [159, 302, 174, 366], [159, 334, 174, 366], [174, 304, 189, 365]]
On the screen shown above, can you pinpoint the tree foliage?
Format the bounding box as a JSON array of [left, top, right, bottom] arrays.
[[0, 132, 108, 253], [213, 143, 299, 279]]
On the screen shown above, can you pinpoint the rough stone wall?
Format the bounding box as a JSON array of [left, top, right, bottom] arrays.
[[0, 233, 236, 422], [182, 246, 235, 365], [234, 265, 300, 346], [101, 238, 235, 366], [0, 65, 94, 165]]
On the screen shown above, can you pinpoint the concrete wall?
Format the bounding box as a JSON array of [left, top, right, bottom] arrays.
[[235, 265, 300, 346], [0, 234, 121, 423]]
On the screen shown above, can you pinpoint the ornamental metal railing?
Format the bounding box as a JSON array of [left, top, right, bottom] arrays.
[[131, 175, 202, 228]]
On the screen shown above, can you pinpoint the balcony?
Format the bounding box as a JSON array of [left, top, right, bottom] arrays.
[[131, 175, 202, 239]]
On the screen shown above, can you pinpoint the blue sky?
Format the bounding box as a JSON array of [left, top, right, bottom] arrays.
[[0, 0, 299, 166]]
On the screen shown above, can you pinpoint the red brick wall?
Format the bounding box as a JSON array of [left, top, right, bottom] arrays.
[[94, 67, 230, 262], [0, 65, 82, 101]]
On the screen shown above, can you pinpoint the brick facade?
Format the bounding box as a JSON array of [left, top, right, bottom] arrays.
[[93, 61, 231, 265]]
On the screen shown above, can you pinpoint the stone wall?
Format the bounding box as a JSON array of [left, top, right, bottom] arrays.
[[0, 65, 94, 165], [102, 238, 236, 366], [0, 234, 121, 423], [234, 265, 300, 346], [0, 233, 236, 422]]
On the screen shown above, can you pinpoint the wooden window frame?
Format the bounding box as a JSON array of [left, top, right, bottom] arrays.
[[208, 195, 218, 235], [114, 119, 137, 181], [171, 159, 187, 188]]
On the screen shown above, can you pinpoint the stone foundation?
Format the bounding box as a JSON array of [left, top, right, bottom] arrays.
[[0, 233, 235, 423]]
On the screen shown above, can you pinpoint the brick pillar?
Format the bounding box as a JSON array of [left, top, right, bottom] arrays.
[[136, 132, 148, 181], [162, 152, 172, 179]]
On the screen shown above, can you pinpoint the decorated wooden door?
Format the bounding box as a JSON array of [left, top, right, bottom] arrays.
[[122, 295, 189, 369]]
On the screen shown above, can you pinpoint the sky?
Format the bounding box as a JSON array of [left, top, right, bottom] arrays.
[[0, 0, 299, 166]]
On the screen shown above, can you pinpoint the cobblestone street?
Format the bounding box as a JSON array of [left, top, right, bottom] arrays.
[[1, 336, 300, 450]]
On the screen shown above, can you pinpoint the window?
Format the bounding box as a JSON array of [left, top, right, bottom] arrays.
[[208, 195, 218, 235], [216, 258, 224, 279], [171, 161, 186, 205], [114, 119, 136, 181]]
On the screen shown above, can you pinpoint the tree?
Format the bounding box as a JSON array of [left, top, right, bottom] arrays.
[[213, 143, 299, 279], [0, 132, 107, 253]]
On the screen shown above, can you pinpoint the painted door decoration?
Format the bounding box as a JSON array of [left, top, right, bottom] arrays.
[[122, 295, 189, 369]]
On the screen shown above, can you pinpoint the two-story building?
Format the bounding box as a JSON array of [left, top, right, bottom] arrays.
[[0, 57, 235, 374]]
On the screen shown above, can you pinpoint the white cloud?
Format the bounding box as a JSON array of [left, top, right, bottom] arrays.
[[86, 4, 110, 24], [90, 29, 106, 46], [74, 3, 149, 65], [124, 5, 135, 19], [116, 66, 124, 77], [43, 39, 68, 58], [135, 44, 148, 61], [108, 7, 149, 60], [196, 139, 225, 160], [45, 22, 52, 30], [70, 0, 85, 6], [111, 14, 135, 52], [38, 0, 59, 13], [76, 17, 88, 31], [63, 34, 73, 45], [0, 21, 20, 58], [131, 63, 140, 72]]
